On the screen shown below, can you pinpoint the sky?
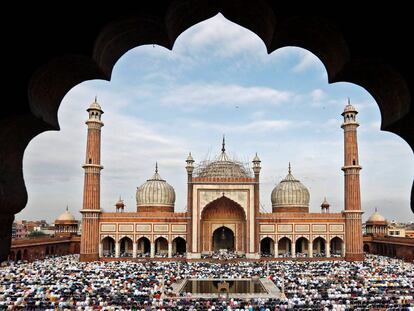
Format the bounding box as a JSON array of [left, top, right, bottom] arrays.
[[19, 14, 413, 223]]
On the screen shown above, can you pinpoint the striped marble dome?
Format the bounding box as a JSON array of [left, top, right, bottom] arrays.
[[271, 164, 310, 209], [136, 164, 175, 207]]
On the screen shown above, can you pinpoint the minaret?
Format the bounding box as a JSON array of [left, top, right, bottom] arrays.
[[80, 97, 104, 262], [252, 152, 261, 254], [185, 152, 195, 256], [341, 99, 363, 261]]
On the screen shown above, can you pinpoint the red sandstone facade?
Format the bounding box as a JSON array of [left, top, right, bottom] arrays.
[[80, 100, 363, 262]]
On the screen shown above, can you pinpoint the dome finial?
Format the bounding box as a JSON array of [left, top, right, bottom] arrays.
[[155, 162, 158, 174], [95, 95, 97, 103], [347, 97, 350, 105], [222, 135, 226, 153], [66, 205, 69, 212], [288, 162, 291, 174], [375, 207, 377, 212]]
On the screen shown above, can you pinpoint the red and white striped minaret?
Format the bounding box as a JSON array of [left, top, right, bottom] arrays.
[[80, 97, 104, 262], [341, 99, 364, 261]]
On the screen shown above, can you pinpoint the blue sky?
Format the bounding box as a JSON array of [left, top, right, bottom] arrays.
[[20, 14, 413, 223]]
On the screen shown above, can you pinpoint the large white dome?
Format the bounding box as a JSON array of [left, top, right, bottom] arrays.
[[136, 164, 175, 207], [56, 207, 75, 221], [271, 164, 310, 211], [367, 210, 386, 223]]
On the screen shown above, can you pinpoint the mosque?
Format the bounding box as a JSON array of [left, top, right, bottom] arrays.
[[80, 100, 363, 262]]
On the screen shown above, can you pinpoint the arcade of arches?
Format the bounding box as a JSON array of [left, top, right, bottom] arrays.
[[260, 236, 345, 258], [8, 237, 80, 263], [99, 235, 187, 258], [363, 236, 414, 261]]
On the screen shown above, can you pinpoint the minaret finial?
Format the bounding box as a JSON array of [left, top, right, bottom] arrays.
[[66, 205, 68, 211], [95, 96, 97, 103], [347, 97, 350, 105], [288, 162, 291, 174], [222, 135, 226, 153], [375, 207, 377, 212], [155, 162, 158, 174]]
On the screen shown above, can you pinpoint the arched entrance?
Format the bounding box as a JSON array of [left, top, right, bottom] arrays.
[[212, 226, 234, 251], [363, 244, 370, 253], [278, 237, 292, 257], [295, 237, 309, 257], [201, 196, 246, 253], [172, 237, 186, 255], [330, 237, 344, 256], [260, 237, 274, 257], [119, 236, 133, 257], [155, 237, 168, 256], [16, 250, 22, 261], [137, 237, 150, 257], [102, 236, 115, 257], [313, 237, 326, 257]]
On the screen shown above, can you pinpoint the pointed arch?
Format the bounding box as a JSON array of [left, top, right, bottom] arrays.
[[137, 236, 150, 257], [101, 236, 115, 257], [260, 237, 274, 256]]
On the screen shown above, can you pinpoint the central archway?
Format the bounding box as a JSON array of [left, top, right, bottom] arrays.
[[212, 226, 234, 251], [201, 196, 246, 253]]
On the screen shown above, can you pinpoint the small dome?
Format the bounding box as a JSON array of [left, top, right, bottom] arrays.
[[253, 153, 261, 162], [367, 209, 386, 223], [87, 97, 103, 112], [271, 164, 310, 209], [342, 99, 358, 115], [136, 163, 175, 207], [57, 207, 75, 221], [321, 197, 330, 208], [186, 152, 194, 163], [115, 197, 125, 208]]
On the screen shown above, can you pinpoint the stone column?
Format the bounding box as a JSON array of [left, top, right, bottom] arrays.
[[150, 242, 155, 258], [274, 241, 278, 258], [132, 241, 137, 258], [308, 240, 313, 258], [115, 241, 120, 258], [325, 241, 330, 258], [291, 241, 296, 258], [342, 241, 346, 257], [98, 242, 103, 258], [168, 242, 173, 258]]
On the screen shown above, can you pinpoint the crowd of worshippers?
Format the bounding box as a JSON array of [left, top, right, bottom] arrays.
[[201, 251, 245, 260], [0, 254, 413, 310]]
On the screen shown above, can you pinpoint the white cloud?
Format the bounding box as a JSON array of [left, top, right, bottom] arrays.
[[292, 51, 322, 73], [177, 13, 265, 58], [161, 83, 292, 108], [310, 89, 326, 102]]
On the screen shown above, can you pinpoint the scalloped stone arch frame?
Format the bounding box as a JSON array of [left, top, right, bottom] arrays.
[[1, 3, 413, 261]]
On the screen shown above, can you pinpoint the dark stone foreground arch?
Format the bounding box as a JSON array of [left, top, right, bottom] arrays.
[[1, 2, 413, 261]]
